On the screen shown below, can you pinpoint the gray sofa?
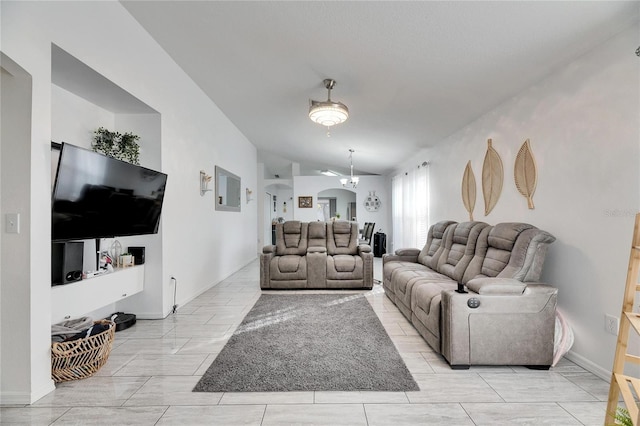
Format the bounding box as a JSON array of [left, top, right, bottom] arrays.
[[383, 220, 557, 369], [261, 221, 374, 289]]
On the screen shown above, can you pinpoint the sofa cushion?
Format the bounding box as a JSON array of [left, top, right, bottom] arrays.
[[327, 222, 358, 255], [462, 223, 556, 283], [284, 221, 302, 246], [276, 221, 308, 255], [308, 222, 327, 248], [327, 255, 363, 280], [333, 255, 356, 272], [269, 255, 307, 280], [436, 222, 489, 282], [411, 279, 457, 350], [277, 255, 303, 273], [392, 269, 452, 319], [417, 220, 455, 268]]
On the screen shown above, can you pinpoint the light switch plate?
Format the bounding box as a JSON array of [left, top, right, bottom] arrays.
[[6, 213, 20, 234]]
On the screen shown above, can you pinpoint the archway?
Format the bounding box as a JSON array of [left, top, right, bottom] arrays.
[[317, 188, 356, 221]]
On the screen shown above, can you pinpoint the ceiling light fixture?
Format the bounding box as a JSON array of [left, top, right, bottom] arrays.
[[309, 79, 349, 137], [320, 170, 339, 177], [340, 149, 359, 189]]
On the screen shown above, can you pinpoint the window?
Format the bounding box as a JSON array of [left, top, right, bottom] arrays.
[[391, 162, 429, 251]]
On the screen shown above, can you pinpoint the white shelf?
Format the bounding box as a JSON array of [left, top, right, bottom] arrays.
[[51, 265, 144, 324]]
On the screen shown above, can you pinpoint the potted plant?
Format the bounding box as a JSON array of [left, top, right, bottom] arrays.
[[119, 253, 134, 267], [92, 127, 140, 165], [609, 407, 632, 426]]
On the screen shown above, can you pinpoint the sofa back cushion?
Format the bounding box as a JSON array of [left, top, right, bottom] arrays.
[[417, 220, 456, 269], [308, 222, 327, 248], [276, 221, 309, 255], [436, 221, 489, 282], [462, 223, 556, 283], [327, 221, 358, 255]]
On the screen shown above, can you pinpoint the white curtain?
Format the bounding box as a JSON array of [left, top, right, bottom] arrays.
[[392, 175, 404, 253], [391, 162, 429, 252]]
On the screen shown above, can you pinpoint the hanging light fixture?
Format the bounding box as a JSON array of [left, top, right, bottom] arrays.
[[340, 149, 359, 188], [309, 79, 349, 137]]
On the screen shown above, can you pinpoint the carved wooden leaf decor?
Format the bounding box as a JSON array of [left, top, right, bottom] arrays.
[[482, 138, 503, 216], [461, 161, 476, 221], [514, 138, 538, 209]]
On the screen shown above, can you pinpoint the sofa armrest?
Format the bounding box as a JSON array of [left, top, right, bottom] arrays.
[[466, 278, 526, 295], [260, 251, 274, 289], [358, 244, 372, 254], [382, 248, 420, 265], [440, 284, 557, 367], [395, 248, 421, 256], [358, 249, 374, 289], [263, 245, 276, 254]]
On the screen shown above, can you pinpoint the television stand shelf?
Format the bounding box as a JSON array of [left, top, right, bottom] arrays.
[[51, 265, 144, 324]]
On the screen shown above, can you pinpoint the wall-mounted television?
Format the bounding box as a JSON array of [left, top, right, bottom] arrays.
[[52, 142, 168, 242]]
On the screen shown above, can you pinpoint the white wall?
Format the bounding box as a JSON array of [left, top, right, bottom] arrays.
[[293, 175, 390, 237], [1, 1, 257, 403], [1, 55, 40, 404], [394, 26, 640, 378], [273, 187, 294, 222]]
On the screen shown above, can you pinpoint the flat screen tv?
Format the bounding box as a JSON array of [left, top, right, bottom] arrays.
[[52, 142, 168, 242]]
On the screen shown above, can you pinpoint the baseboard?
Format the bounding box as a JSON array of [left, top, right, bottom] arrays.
[[564, 350, 611, 382], [134, 311, 169, 320], [171, 257, 258, 316], [0, 380, 55, 405]]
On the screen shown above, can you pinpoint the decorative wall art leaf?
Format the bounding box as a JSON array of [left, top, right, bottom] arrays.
[[514, 138, 538, 209], [482, 138, 503, 216], [461, 161, 476, 221]]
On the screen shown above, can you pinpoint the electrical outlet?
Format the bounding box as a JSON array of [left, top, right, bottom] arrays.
[[605, 314, 620, 335]]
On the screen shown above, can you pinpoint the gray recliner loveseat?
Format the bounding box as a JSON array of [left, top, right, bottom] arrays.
[[383, 220, 557, 369], [261, 221, 373, 289]]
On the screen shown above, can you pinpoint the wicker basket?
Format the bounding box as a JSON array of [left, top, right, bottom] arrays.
[[51, 319, 115, 383]]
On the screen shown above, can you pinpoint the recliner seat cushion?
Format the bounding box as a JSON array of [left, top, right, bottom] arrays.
[[333, 255, 356, 272], [327, 255, 363, 280], [269, 255, 307, 280], [277, 256, 303, 273]]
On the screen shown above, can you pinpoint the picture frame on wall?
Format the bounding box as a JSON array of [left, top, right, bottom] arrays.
[[298, 196, 313, 208]]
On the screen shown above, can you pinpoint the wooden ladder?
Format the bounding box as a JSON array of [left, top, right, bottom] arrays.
[[606, 213, 640, 425]]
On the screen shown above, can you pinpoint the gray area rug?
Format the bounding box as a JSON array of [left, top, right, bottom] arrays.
[[193, 294, 419, 392]]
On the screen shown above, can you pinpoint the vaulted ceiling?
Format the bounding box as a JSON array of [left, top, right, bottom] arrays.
[[122, 1, 639, 178]]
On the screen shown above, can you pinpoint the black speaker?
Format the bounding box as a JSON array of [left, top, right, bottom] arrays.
[[128, 246, 145, 265], [52, 242, 84, 285], [373, 232, 386, 257]]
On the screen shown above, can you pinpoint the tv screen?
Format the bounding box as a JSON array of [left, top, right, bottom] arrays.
[[52, 143, 167, 242]]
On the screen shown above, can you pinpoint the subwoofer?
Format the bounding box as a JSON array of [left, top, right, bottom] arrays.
[[127, 246, 145, 265], [52, 242, 84, 285]]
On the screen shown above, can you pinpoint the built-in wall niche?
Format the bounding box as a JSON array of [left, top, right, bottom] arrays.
[[50, 44, 165, 319]]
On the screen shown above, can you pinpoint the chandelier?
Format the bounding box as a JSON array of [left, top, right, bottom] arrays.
[[309, 79, 349, 136], [340, 149, 359, 188]]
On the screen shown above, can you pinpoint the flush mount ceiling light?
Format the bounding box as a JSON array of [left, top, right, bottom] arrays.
[[309, 79, 349, 137], [340, 149, 359, 189], [320, 170, 339, 177]]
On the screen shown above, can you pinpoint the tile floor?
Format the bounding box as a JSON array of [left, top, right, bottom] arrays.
[[1, 259, 610, 425]]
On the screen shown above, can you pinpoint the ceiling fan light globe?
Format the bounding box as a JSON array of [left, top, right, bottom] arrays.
[[309, 102, 349, 127]]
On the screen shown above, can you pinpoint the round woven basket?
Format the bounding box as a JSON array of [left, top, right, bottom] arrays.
[[51, 319, 115, 383]]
